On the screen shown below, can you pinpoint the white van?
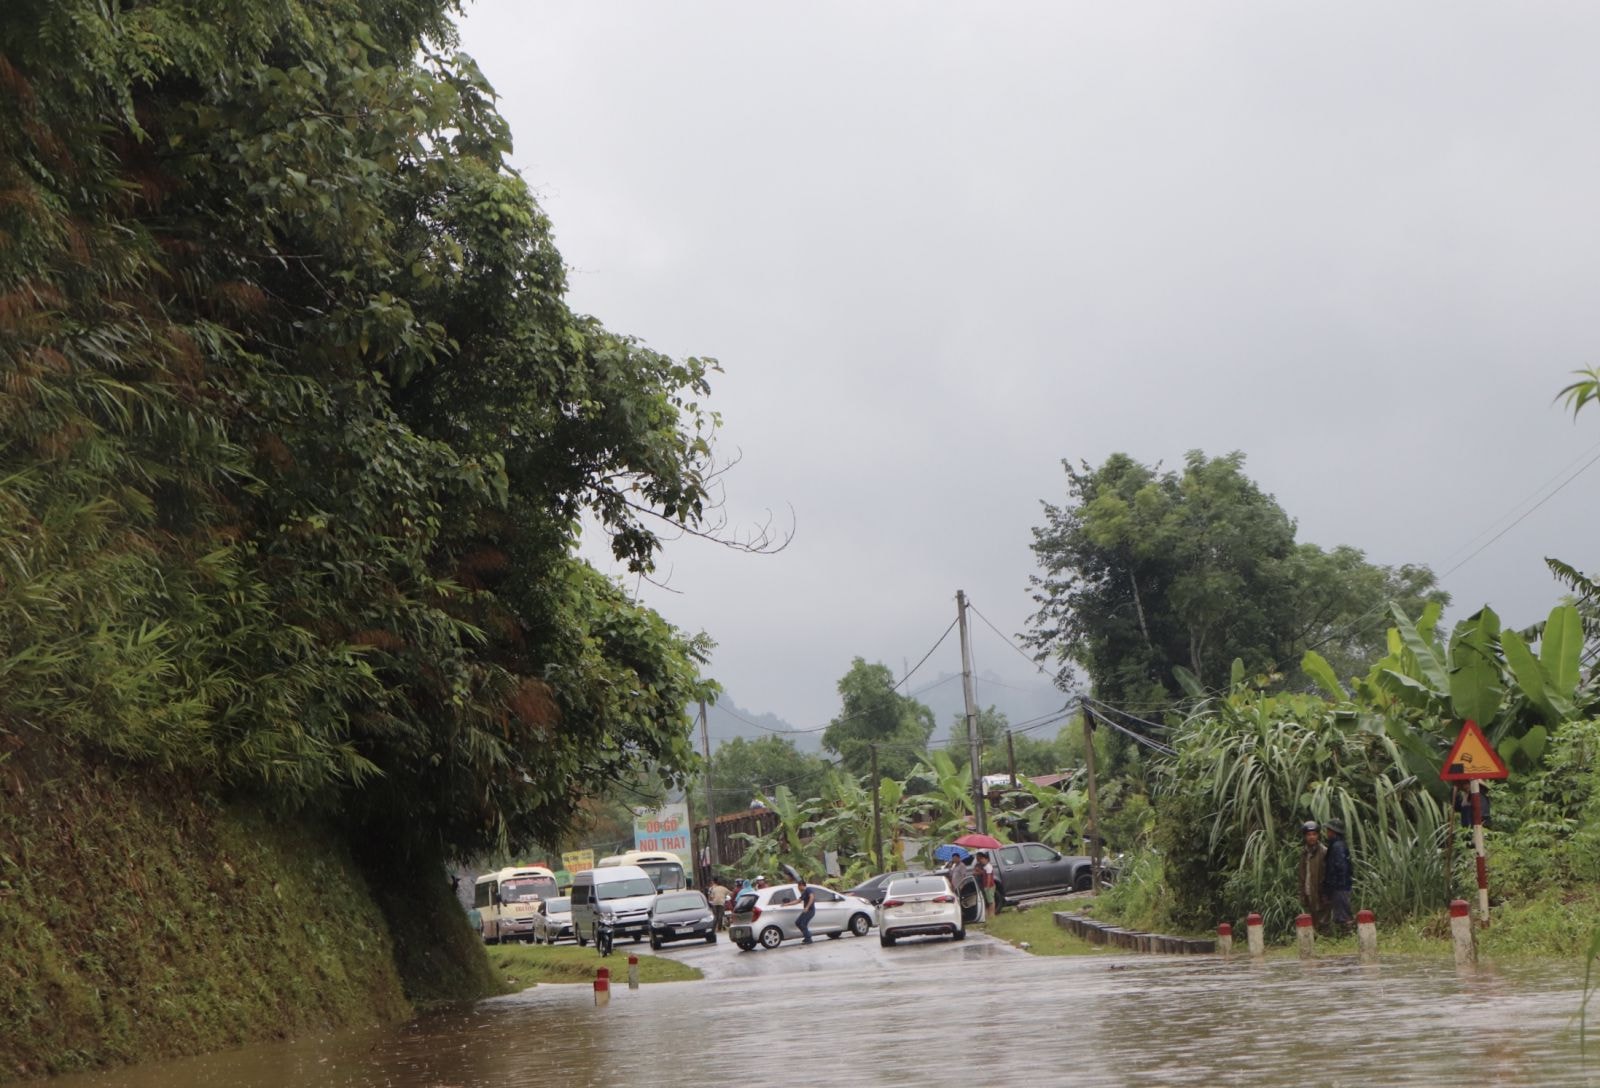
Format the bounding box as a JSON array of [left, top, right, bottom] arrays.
[[474, 866, 560, 944], [570, 864, 658, 945], [597, 850, 688, 892]]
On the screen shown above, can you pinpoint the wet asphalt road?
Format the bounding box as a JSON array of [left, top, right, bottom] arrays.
[[43, 916, 1598, 1087], [654, 922, 1025, 979]]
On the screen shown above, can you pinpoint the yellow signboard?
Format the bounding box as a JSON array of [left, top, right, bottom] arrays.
[[561, 849, 595, 874]]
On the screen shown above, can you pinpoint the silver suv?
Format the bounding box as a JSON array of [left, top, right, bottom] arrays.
[[727, 883, 876, 950]]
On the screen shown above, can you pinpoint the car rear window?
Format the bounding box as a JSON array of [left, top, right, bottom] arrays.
[[887, 877, 949, 896], [655, 893, 705, 912]]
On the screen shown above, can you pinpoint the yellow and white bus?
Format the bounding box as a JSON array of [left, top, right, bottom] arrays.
[[473, 865, 559, 944], [597, 851, 688, 892]]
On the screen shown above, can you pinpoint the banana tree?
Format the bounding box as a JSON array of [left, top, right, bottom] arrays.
[[1358, 601, 1591, 773], [909, 750, 973, 864], [730, 784, 819, 876]]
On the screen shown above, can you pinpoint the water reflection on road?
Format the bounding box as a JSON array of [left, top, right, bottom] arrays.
[[45, 929, 1599, 1087]]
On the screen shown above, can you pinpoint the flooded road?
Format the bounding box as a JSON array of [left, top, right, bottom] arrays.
[[45, 928, 1598, 1087]]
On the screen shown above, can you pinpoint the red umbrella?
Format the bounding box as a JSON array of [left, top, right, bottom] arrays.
[[952, 833, 1003, 850]]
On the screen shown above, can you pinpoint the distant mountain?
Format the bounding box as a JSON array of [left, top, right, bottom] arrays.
[[701, 693, 823, 753]]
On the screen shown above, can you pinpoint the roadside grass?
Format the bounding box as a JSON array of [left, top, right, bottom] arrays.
[[973, 900, 1113, 957], [488, 942, 702, 987], [1072, 885, 1600, 962]]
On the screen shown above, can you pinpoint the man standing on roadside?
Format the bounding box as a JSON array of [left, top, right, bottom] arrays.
[[794, 875, 818, 944], [1298, 820, 1327, 928], [947, 852, 972, 916], [1322, 819, 1353, 933], [708, 875, 732, 930]]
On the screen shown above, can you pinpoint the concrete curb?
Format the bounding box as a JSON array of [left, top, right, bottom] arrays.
[[1053, 911, 1217, 954]]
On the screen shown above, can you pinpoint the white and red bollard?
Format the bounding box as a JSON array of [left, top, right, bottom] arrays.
[[627, 954, 639, 990], [1450, 899, 1475, 968], [594, 967, 611, 1007], [1246, 912, 1264, 958], [1295, 913, 1315, 959], [1356, 909, 1377, 963], [1217, 922, 1233, 959], [1470, 781, 1490, 925]]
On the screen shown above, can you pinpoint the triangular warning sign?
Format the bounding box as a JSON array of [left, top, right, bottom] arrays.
[[1440, 719, 1509, 781]]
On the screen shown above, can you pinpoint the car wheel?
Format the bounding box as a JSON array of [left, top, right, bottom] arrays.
[[705, 931, 718, 944], [826, 931, 842, 940], [632, 934, 642, 943], [758, 926, 784, 950], [953, 925, 966, 941], [1074, 872, 1093, 892], [737, 939, 756, 952], [880, 934, 896, 947], [849, 913, 871, 937], [577, 933, 588, 947]]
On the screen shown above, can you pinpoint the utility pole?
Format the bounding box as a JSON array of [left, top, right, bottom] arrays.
[[1006, 730, 1018, 789], [956, 589, 986, 833], [1080, 698, 1102, 892], [870, 742, 883, 872], [699, 697, 718, 887]]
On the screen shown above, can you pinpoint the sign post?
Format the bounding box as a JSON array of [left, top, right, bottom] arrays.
[[1439, 720, 1509, 926]]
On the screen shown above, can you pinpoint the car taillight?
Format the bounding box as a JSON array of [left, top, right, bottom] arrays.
[[882, 899, 903, 909], [750, 906, 761, 920], [933, 894, 955, 903]]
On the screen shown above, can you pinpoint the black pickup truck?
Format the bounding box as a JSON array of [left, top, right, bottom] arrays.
[[989, 842, 1100, 906]]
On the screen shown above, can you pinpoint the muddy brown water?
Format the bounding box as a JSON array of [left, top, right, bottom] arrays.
[[42, 933, 1600, 1087]]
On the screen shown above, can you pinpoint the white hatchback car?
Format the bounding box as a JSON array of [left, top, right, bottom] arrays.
[[878, 875, 964, 946], [727, 883, 876, 950]]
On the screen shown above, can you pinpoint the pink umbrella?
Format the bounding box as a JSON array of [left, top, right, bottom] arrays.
[[952, 833, 1003, 850]]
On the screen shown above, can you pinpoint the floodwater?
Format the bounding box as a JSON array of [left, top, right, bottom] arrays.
[[44, 929, 1600, 1087]]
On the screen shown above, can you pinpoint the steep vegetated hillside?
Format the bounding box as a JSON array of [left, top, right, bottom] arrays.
[[0, 739, 499, 1082]]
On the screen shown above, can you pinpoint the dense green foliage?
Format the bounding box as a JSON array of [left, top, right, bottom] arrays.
[[1, 0, 720, 858], [1026, 450, 1448, 707], [700, 734, 832, 817]]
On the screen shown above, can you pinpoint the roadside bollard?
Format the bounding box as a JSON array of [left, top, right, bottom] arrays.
[[1246, 913, 1264, 958], [627, 954, 639, 990], [1217, 923, 1233, 959], [1296, 913, 1315, 960], [1450, 900, 1475, 968], [593, 973, 610, 1007], [1356, 910, 1377, 963]]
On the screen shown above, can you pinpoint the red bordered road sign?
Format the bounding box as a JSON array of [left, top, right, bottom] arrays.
[[1439, 719, 1510, 782]]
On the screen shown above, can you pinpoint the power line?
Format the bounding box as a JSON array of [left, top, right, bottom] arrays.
[[1082, 694, 1172, 733], [1083, 699, 1175, 756]]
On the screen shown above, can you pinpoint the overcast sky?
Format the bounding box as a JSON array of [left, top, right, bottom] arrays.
[[455, 2, 1600, 732]]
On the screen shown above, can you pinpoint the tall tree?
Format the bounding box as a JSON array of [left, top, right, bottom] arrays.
[[0, 0, 735, 860], [698, 736, 832, 818], [1027, 451, 1446, 707], [822, 659, 935, 780]]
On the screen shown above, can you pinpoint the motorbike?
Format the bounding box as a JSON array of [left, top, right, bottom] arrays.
[[595, 917, 615, 957]]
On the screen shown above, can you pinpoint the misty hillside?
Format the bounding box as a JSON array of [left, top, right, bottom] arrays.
[[700, 672, 1069, 756]]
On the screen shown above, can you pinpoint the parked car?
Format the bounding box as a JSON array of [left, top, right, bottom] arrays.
[[845, 869, 925, 906], [878, 874, 963, 946], [649, 890, 718, 948], [530, 896, 573, 945], [727, 883, 875, 950], [990, 842, 1100, 906]]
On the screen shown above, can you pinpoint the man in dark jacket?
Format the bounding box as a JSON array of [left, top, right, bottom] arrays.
[[1322, 818, 1354, 932], [1298, 820, 1326, 927]]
